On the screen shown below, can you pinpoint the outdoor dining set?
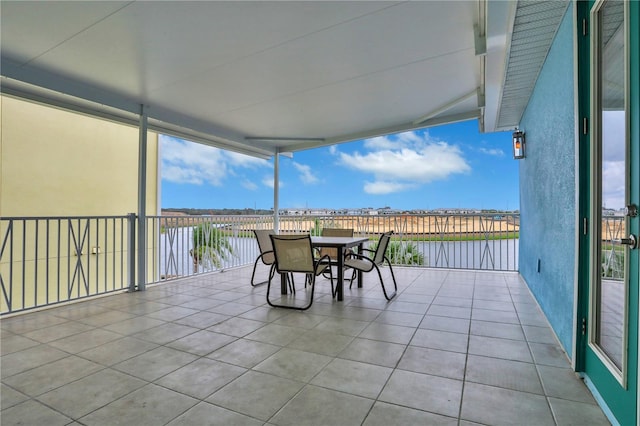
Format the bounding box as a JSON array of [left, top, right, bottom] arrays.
[[250, 228, 398, 310]]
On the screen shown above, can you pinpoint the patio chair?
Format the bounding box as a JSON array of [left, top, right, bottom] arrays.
[[267, 234, 333, 310], [318, 227, 354, 257], [344, 231, 397, 300], [317, 227, 354, 280], [251, 229, 276, 287], [252, 229, 296, 292]]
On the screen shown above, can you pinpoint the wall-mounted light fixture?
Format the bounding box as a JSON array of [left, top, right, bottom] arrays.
[[512, 129, 525, 159]]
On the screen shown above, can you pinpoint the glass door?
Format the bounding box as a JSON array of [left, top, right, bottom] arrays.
[[582, 1, 638, 424]]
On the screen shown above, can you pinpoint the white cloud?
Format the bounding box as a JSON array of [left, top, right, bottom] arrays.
[[241, 179, 258, 191], [603, 111, 625, 162], [160, 135, 269, 186], [226, 151, 271, 168], [600, 111, 626, 209], [161, 136, 227, 186], [162, 165, 206, 185], [364, 181, 414, 194], [363, 136, 395, 150], [478, 147, 505, 157], [363, 130, 430, 151], [262, 176, 284, 189], [603, 160, 625, 209], [339, 143, 470, 183], [340, 131, 470, 195], [396, 130, 424, 145], [328, 145, 337, 155], [262, 176, 274, 189], [293, 162, 319, 184]]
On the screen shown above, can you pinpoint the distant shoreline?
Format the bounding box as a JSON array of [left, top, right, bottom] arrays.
[[161, 208, 520, 216], [158, 212, 520, 238]]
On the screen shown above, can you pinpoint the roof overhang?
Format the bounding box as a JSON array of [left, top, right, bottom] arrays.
[[0, 1, 569, 156], [484, 0, 570, 132]]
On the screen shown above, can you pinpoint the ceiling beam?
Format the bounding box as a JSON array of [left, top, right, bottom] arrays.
[[149, 120, 274, 159], [413, 89, 478, 125], [1, 76, 140, 127], [245, 137, 325, 144], [1, 77, 274, 160], [474, 24, 487, 56], [1, 60, 141, 115], [285, 110, 480, 152]]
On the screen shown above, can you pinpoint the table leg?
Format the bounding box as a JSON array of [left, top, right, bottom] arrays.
[[357, 243, 364, 288], [337, 246, 344, 301], [280, 273, 287, 295]]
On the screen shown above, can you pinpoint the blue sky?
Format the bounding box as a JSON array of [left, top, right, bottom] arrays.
[[160, 119, 519, 211]]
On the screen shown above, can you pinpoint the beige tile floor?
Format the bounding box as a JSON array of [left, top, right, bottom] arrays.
[[1, 265, 611, 425]]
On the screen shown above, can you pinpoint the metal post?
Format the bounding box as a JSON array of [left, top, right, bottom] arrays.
[[137, 105, 148, 291], [274, 150, 280, 233], [127, 212, 136, 292]]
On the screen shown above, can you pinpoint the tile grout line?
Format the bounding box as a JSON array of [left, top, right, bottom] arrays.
[[355, 268, 452, 425], [2, 269, 606, 425], [508, 273, 560, 426], [456, 270, 476, 426]]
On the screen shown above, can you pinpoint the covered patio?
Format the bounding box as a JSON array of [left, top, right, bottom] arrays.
[[1, 266, 609, 425], [4, 0, 636, 423]]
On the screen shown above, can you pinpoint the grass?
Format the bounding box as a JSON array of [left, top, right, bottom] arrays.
[[390, 233, 519, 242], [160, 223, 519, 241]]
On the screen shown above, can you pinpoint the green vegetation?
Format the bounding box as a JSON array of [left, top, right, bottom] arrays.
[[164, 208, 273, 216], [370, 240, 425, 266], [601, 245, 625, 279], [309, 218, 330, 237], [309, 218, 323, 236], [190, 223, 234, 271], [395, 233, 519, 242], [389, 241, 425, 266]]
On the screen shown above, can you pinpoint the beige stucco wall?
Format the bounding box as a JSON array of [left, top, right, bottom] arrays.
[[0, 95, 158, 216], [0, 95, 159, 313]]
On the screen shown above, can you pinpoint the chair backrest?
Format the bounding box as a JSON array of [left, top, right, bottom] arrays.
[[373, 231, 394, 265], [320, 228, 354, 259], [254, 229, 275, 264], [270, 234, 315, 274]]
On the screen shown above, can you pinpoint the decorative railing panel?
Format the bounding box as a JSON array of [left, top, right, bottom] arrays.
[[1, 216, 132, 314], [3, 213, 519, 314], [601, 216, 626, 280], [150, 213, 521, 282]]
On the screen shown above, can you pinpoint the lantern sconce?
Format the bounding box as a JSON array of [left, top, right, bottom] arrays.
[[513, 129, 525, 159]]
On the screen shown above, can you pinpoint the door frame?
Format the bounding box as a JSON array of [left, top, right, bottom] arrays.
[[576, 1, 640, 425]]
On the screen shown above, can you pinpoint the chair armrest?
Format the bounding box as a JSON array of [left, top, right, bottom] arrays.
[[344, 252, 372, 262], [346, 248, 374, 258], [316, 254, 332, 265], [258, 250, 275, 265], [315, 254, 333, 273], [259, 250, 274, 258]]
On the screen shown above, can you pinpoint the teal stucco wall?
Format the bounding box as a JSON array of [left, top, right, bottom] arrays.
[[519, 6, 575, 356]]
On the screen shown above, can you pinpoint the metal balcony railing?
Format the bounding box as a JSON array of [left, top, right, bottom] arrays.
[[1, 215, 135, 315], [601, 215, 626, 280], [2, 213, 520, 315]]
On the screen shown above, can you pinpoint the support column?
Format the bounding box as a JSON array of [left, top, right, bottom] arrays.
[[274, 150, 280, 233], [127, 212, 136, 292], [137, 105, 148, 291]]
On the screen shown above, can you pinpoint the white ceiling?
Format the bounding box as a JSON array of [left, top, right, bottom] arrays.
[[1, 1, 561, 158]]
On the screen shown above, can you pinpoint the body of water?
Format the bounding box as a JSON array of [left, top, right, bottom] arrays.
[[157, 229, 519, 278]]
